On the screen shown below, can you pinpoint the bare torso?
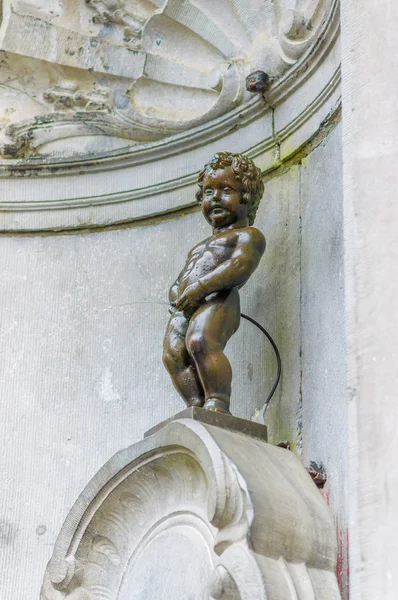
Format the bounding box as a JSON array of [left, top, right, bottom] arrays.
[[178, 228, 242, 297]]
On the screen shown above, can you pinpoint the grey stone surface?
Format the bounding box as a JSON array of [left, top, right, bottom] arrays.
[[253, 166, 302, 447], [300, 125, 346, 513], [341, 1, 398, 597], [0, 221, 194, 598], [300, 125, 347, 595], [255, 125, 347, 596], [144, 406, 268, 441]]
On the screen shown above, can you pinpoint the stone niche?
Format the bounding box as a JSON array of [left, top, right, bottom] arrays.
[[41, 418, 341, 600]]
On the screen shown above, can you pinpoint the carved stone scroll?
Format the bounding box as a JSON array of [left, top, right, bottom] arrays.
[[41, 419, 341, 600], [43, 81, 112, 112]]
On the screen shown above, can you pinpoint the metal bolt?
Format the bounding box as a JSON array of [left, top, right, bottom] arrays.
[[245, 71, 270, 94]]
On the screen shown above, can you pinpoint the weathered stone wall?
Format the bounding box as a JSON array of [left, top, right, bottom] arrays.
[[262, 124, 347, 596], [301, 126, 347, 596], [341, 1, 398, 598]]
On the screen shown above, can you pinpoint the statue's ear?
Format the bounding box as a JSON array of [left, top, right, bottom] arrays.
[[241, 191, 250, 205]]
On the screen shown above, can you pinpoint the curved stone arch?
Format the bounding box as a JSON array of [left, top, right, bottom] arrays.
[[41, 419, 341, 600]]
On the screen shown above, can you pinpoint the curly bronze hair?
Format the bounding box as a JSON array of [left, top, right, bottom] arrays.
[[195, 152, 264, 226]]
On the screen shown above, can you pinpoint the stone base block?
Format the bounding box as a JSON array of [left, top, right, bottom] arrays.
[[144, 406, 268, 441]]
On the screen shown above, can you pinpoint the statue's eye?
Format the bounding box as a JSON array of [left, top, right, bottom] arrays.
[[204, 188, 213, 195], [223, 187, 231, 192]]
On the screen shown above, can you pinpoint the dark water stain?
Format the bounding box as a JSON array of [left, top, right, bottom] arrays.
[[248, 362, 254, 382], [36, 524, 47, 536], [0, 519, 18, 547]]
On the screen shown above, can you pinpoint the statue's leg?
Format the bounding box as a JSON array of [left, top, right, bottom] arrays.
[[163, 312, 205, 407], [186, 289, 240, 414]]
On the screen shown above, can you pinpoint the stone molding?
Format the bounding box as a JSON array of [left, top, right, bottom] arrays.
[[0, 68, 340, 231], [0, 0, 340, 230], [0, 0, 339, 158], [41, 419, 341, 599], [0, 0, 336, 150], [0, 94, 268, 175]]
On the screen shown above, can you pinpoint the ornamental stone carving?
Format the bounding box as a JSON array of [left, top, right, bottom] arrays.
[[43, 80, 112, 112], [0, 0, 340, 231], [41, 419, 341, 600], [0, 0, 337, 156], [85, 0, 148, 49]]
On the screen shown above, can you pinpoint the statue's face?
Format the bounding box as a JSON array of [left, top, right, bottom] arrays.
[[201, 167, 248, 229]]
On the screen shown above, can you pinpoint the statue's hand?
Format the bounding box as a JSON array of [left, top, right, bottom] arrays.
[[176, 283, 204, 312]]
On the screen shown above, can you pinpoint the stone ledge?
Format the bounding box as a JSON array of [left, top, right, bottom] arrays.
[[144, 406, 268, 442]]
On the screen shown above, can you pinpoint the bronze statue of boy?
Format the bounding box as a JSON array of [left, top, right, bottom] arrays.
[[163, 152, 265, 415]]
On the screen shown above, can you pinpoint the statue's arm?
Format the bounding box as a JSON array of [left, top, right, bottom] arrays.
[[176, 229, 265, 311], [170, 239, 207, 306], [168, 278, 179, 305], [200, 229, 265, 294]]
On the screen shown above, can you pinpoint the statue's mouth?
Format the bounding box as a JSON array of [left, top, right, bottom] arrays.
[[211, 207, 227, 216]]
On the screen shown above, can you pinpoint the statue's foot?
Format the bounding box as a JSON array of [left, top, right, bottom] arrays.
[[203, 398, 231, 415]]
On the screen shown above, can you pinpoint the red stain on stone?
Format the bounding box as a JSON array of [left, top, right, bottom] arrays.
[[318, 487, 349, 598], [335, 527, 349, 598]]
